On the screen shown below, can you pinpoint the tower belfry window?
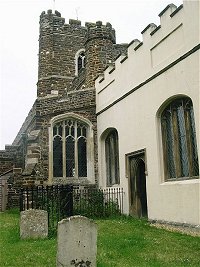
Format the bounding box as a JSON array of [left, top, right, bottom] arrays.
[[78, 52, 85, 72], [75, 49, 85, 76]]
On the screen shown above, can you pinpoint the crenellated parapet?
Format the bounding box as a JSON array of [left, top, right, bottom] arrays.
[[95, 1, 199, 113], [84, 21, 116, 88], [38, 10, 87, 97], [85, 21, 116, 44], [39, 10, 65, 34], [37, 10, 120, 96]]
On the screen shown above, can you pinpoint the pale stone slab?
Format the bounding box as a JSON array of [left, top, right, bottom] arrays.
[[57, 216, 97, 267], [20, 209, 48, 239]]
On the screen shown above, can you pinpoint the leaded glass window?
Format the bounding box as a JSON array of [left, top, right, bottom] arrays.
[[161, 98, 199, 180], [53, 119, 88, 178], [105, 130, 120, 186]]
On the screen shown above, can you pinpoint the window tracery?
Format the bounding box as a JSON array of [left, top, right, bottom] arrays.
[[53, 119, 88, 178]]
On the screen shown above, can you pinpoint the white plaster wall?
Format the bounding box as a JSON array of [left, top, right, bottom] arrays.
[[96, 1, 199, 113], [96, 1, 200, 225]]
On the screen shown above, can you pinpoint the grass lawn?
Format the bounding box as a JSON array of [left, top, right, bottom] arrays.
[[0, 210, 200, 267]]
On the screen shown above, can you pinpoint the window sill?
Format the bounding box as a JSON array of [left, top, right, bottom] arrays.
[[106, 183, 120, 187], [52, 177, 94, 185], [161, 178, 199, 186]]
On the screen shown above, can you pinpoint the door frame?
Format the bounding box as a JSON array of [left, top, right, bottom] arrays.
[[125, 148, 148, 217]]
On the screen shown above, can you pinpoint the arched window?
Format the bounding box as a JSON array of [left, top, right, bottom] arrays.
[[75, 49, 85, 76], [105, 129, 120, 186], [53, 118, 88, 178], [161, 97, 199, 180]]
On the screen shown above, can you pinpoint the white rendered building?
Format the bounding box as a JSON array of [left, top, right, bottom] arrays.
[[95, 1, 200, 225]]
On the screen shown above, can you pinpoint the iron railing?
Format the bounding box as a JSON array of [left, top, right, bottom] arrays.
[[20, 185, 73, 233], [19, 185, 124, 234]]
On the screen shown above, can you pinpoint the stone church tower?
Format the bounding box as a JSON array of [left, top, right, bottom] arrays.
[[0, 10, 127, 190]]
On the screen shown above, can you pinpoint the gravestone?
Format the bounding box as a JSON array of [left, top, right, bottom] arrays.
[[57, 216, 97, 267], [20, 209, 48, 239]]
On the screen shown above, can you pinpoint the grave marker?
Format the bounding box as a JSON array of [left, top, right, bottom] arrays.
[[57, 216, 97, 267], [20, 209, 48, 239]]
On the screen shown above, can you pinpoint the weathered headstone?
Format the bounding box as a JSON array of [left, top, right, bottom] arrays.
[[20, 209, 48, 239], [57, 216, 97, 267]]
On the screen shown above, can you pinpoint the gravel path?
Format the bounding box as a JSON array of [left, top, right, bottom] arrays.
[[150, 223, 200, 237]]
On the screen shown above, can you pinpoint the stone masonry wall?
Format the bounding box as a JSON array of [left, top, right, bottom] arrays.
[[0, 145, 23, 175], [3, 10, 128, 188], [12, 102, 37, 146], [0, 150, 14, 175], [21, 88, 97, 185], [38, 10, 87, 97], [85, 21, 116, 88]]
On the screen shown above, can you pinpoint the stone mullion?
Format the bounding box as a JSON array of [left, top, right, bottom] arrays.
[[185, 108, 193, 177], [74, 121, 78, 178], [161, 117, 170, 180], [172, 108, 182, 178], [114, 133, 120, 184], [62, 121, 66, 178], [105, 139, 110, 186]]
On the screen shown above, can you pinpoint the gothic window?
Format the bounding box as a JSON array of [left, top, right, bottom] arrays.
[[75, 49, 85, 76], [105, 130, 120, 186], [53, 119, 88, 178], [161, 97, 199, 180]]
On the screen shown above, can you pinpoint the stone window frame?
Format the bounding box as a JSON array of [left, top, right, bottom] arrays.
[[75, 49, 85, 76], [159, 96, 199, 181], [48, 113, 95, 184]]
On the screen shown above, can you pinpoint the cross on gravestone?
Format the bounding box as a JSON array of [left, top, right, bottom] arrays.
[[56, 216, 97, 267]]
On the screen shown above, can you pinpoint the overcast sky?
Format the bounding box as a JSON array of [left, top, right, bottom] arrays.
[[0, 0, 182, 150]]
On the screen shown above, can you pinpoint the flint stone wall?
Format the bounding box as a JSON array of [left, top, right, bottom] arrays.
[[57, 216, 97, 267], [20, 209, 48, 239]]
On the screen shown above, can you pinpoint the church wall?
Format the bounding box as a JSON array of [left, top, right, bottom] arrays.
[[38, 11, 87, 97], [33, 89, 97, 185], [96, 1, 200, 225], [0, 149, 15, 175], [4, 10, 125, 188]]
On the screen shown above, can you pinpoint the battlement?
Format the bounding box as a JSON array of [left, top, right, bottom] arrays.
[[85, 20, 113, 29], [40, 10, 114, 32], [38, 9, 117, 95], [95, 0, 199, 113], [96, 2, 186, 84], [85, 21, 116, 44], [40, 9, 62, 17], [40, 10, 85, 30]]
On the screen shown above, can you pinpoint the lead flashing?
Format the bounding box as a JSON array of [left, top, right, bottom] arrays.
[[134, 42, 143, 51], [150, 25, 161, 36], [141, 23, 157, 34], [159, 4, 177, 17], [170, 4, 183, 18]]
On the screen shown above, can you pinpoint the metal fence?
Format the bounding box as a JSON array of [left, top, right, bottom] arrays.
[[19, 185, 73, 233], [19, 185, 124, 233]]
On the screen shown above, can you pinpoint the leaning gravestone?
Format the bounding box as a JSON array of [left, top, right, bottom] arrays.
[[57, 216, 97, 267], [20, 209, 48, 239]]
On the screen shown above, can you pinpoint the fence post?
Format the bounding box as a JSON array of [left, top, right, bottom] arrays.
[[60, 185, 73, 218], [68, 185, 73, 217], [31, 186, 34, 209], [46, 186, 50, 229], [26, 187, 29, 210], [19, 188, 24, 211]]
